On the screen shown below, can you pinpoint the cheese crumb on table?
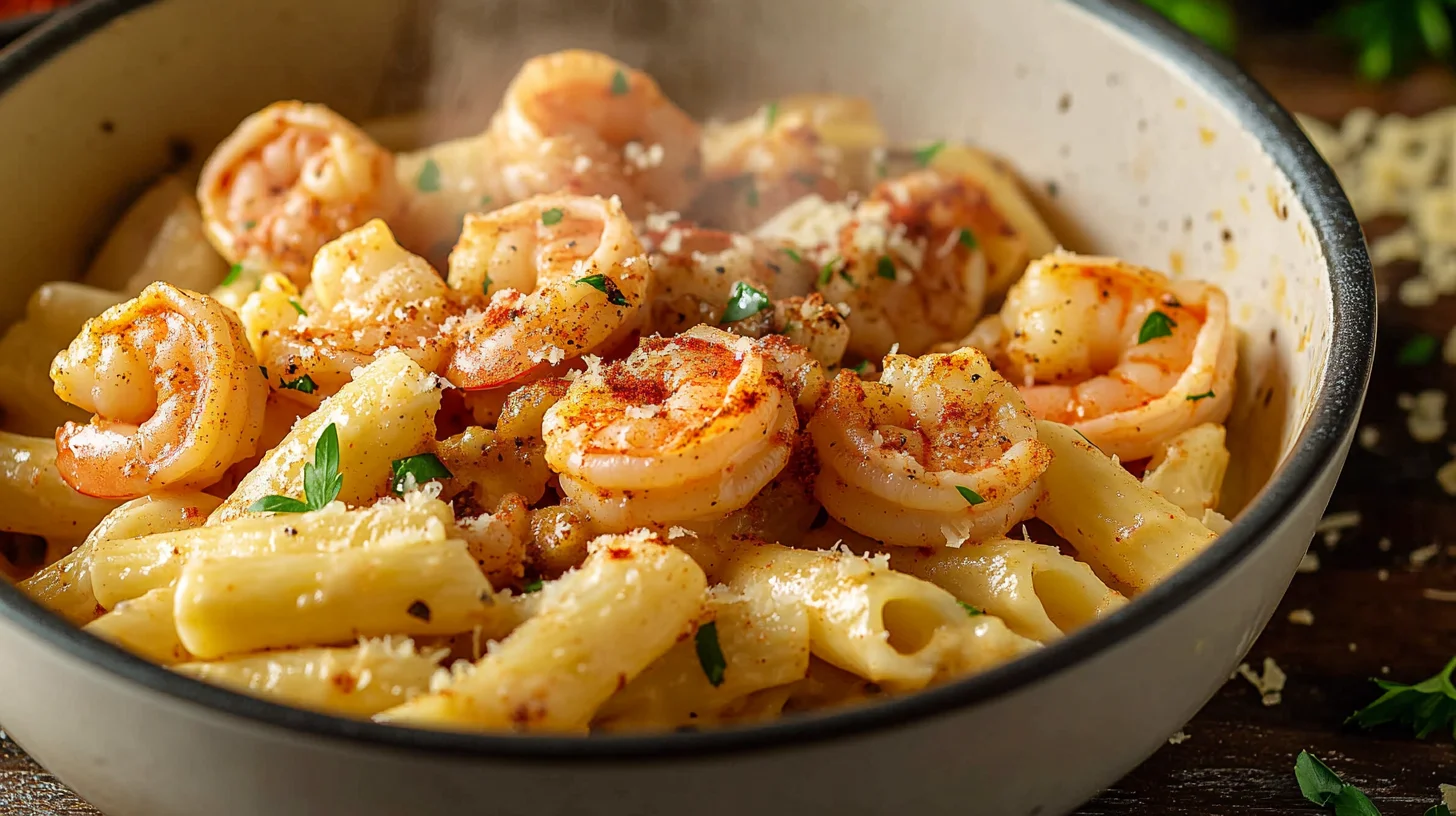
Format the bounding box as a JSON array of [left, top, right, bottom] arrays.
[[1287, 609, 1315, 625], [1167, 731, 1190, 745], [1411, 543, 1441, 568], [1236, 657, 1286, 706], [1298, 551, 1322, 573]]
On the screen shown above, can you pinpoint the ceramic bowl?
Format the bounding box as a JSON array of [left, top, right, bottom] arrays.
[[0, 1, 1374, 814]]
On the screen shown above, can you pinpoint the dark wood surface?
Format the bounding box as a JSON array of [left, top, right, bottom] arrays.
[[4, 32, 1456, 816]]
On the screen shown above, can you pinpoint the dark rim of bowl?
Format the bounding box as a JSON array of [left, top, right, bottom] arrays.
[[0, 0, 1374, 762]]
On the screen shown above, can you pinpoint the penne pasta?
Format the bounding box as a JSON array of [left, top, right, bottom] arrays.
[[92, 494, 455, 609], [84, 586, 193, 665], [379, 531, 707, 733], [0, 282, 125, 436], [783, 658, 890, 714], [82, 175, 231, 296], [593, 585, 811, 732], [882, 538, 1128, 643], [1142, 422, 1231, 517], [21, 491, 219, 624], [718, 542, 1037, 692], [208, 351, 443, 524], [174, 637, 449, 717], [1036, 420, 1218, 593], [174, 539, 506, 659], [0, 431, 122, 548]]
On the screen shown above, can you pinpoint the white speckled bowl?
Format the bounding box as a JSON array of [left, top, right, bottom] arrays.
[[0, 1, 1374, 814]]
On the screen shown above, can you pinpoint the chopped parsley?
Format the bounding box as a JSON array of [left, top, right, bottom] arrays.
[[745, 176, 760, 208], [288, 299, 307, 317], [781, 247, 802, 264], [877, 255, 897, 280], [390, 453, 454, 495], [955, 485, 985, 505], [278, 374, 317, 394], [246, 423, 342, 513], [958, 228, 978, 249], [242, 219, 257, 230], [479, 194, 493, 207], [416, 158, 442, 193], [913, 140, 946, 167], [221, 263, 243, 287], [1348, 655, 1456, 740], [1295, 751, 1380, 815], [1186, 390, 1216, 402], [818, 257, 840, 287], [522, 578, 544, 593], [482, 274, 493, 295], [721, 280, 771, 323], [610, 69, 630, 96], [850, 360, 872, 375], [694, 621, 727, 687], [1137, 310, 1177, 344], [959, 601, 983, 616], [839, 269, 855, 287], [1397, 333, 1439, 366], [575, 273, 629, 306], [541, 207, 564, 226], [764, 101, 778, 130]]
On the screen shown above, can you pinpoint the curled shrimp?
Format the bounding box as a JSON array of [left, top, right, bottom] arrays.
[[756, 169, 1005, 358], [242, 220, 454, 400], [444, 194, 650, 390], [987, 252, 1236, 461], [542, 326, 797, 530], [487, 50, 701, 216], [50, 283, 268, 499], [640, 217, 818, 335], [693, 95, 889, 232], [808, 347, 1052, 548], [198, 102, 402, 286]]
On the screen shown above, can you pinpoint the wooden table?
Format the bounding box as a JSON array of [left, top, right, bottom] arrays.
[[3, 31, 1456, 816]]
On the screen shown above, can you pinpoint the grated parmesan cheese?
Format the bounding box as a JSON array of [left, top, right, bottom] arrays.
[[623, 141, 665, 170], [1167, 730, 1191, 745], [644, 210, 681, 233], [1377, 568, 1390, 581], [1287, 609, 1315, 625], [1411, 543, 1441, 568], [1298, 551, 1322, 573], [1422, 588, 1456, 602], [1236, 657, 1287, 706], [1399, 389, 1447, 442], [623, 404, 660, 419], [1438, 458, 1456, 495], [1358, 425, 1381, 450], [572, 154, 593, 174]]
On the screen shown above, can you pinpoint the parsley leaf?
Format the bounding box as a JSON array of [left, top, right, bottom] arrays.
[[958, 228, 978, 249], [764, 101, 778, 130], [479, 194, 493, 207], [1348, 655, 1456, 740], [541, 207, 564, 226], [522, 578, 544, 593], [279, 374, 317, 394], [482, 274, 493, 295], [575, 273, 629, 306], [877, 256, 897, 280], [243, 219, 257, 230], [695, 621, 727, 687], [914, 140, 946, 167], [745, 177, 760, 208], [1397, 333, 1439, 366], [247, 422, 341, 513], [1137, 310, 1177, 344], [1428, 805, 1453, 816], [1141, 0, 1237, 55], [1186, 390, 1216, 402], [288, 299, 307, 317], [390, 453, 453, 495], [222, 263, 243, 287], [721, 280, 771, 323], [818, 257, 840, 287], [782, 247, 802, 264], [610, 69, 629, 96], [958, 601, 983, 616], [955, 485, 986, 505], [850, 360, 871, 375], [416, 158, 442, 193], [1295, 751, 1382, 814]]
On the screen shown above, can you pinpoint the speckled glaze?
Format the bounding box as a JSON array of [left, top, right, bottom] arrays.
[[0, 1, 1373, 815]]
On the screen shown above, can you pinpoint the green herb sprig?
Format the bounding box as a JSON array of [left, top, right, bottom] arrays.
[[247, 423, 342, 513], [1348, 655, 1456, 740], [695, 621, 727, 687], [390, 453, 453, 495], [721, 280, 771, 323], [1294, 751, 1382, 816]]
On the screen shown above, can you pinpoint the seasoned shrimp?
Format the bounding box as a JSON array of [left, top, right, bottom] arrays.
[[242, 220, 454, 400], [693, 95, 889, 232], [809, 347, 1052, 548], [486, 50, 701, 217], [542, 326, 797, 530], [444, 194, 650, 389], [640, 217, 818, 335], [755, 169, 1007, 358], [198, 102, 402, 286], [984, 252, 1236, 461], [50, 283, 268, 499]]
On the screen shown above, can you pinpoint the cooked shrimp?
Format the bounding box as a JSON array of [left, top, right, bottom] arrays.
[[242, 220, 454, 400], [486, 50, 701, 217], [542, 326, 796, 530], [986, 252, 1236, 461], [444, 194, 651, 389], [809, 347, 1052, 548], [198, 102, 402, 286], [693, 95, 889, 232], [755, 170, 1004, 358], [50, 283, 268, 499], [640, 217, 817, 335]]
